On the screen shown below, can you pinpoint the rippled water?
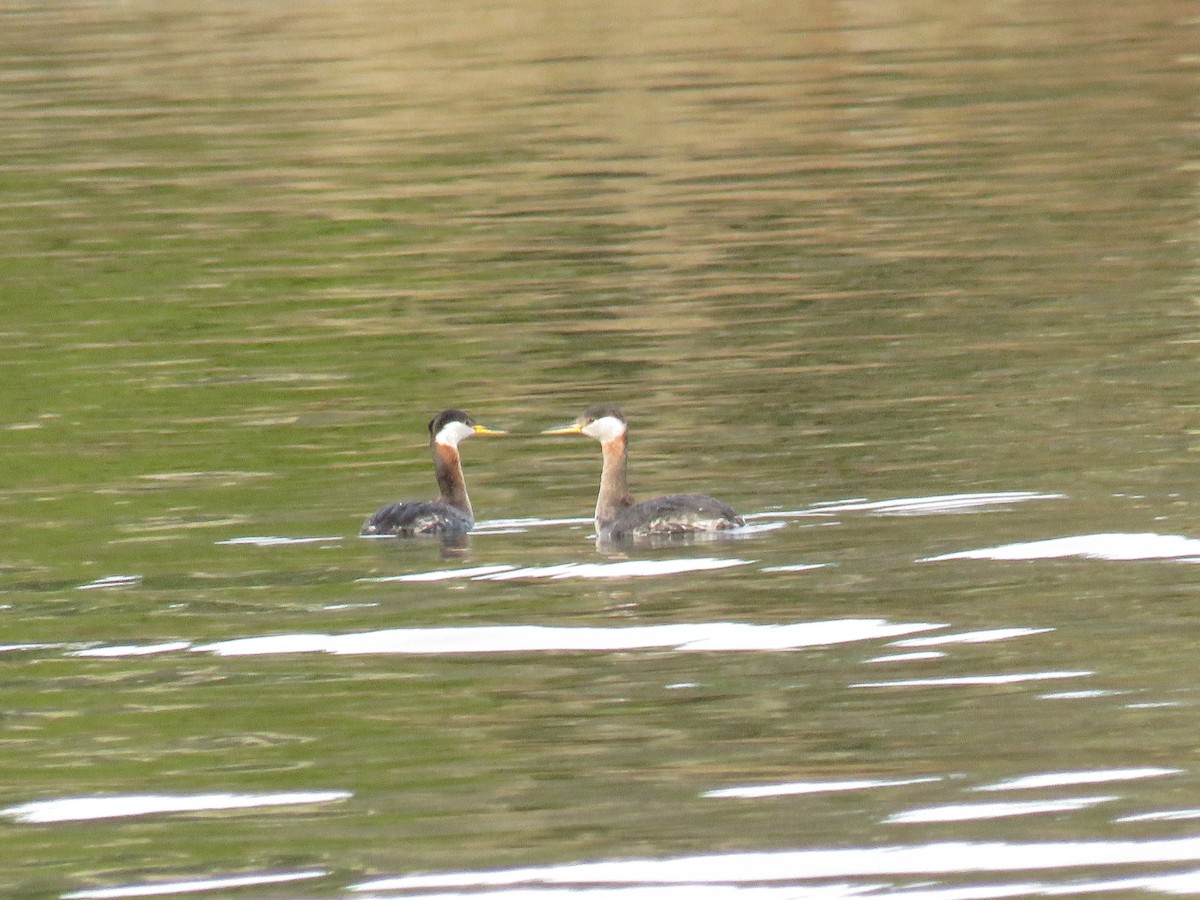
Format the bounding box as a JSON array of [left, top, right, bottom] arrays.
[[1, 1, 1198, 897]]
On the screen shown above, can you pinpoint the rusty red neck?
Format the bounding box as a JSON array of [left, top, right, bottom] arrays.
[[595, 432, 633, 531], [433, 442, 472, 517]]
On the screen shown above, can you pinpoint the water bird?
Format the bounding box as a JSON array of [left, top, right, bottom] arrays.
[[542, 404, 745, 540], [361, 409, 505, 537]]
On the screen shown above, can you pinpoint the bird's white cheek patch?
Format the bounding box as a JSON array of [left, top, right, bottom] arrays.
[[583, 416, 626, 443], [434, 421, 476, 447]]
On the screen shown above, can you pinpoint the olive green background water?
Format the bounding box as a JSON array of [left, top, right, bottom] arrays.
[[0, 1, 1198, 897]]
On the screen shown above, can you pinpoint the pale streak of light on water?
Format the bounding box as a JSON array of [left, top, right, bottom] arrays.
[[359, 890, 873, 900], [69, 640, 193, 657], [851, 672, 1093, 689], [76, 575, 143, 590], [0, 642, 72, 653], [922, 533, 1200, 562], [344, 878, 1200, 900], [474, 516, 593, 530], [0, 791, 352, 824], [472, 558, 753, 581], [864, 651, 947, 663], [60, 871, 330, 900], [361, 564, 519, 582], [1119, 810, 1200, 823], [884, 796, 1120, 824], [359, 551, 807, 584], [346, 838, 1200, 892], [343, 873, 1200, 899], [215, 535, 344, 547], [792, 493, 1066, 517], [865, 628, 1049, 663], [974, 768, 1183, 792], [702, 777, 943, 800], [890, 628, 1054, 646], [69, 619, 948, 658]]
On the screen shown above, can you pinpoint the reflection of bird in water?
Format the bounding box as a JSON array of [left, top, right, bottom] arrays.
[[361, 409, 505, 537], [542, 404, 745, 541]]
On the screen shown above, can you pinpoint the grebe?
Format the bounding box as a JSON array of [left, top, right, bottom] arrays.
[[361, 409, 504, 537], [542, 404, 744, 540]]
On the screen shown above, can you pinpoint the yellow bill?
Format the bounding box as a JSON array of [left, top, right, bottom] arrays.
[[541, 422, 585, 435]]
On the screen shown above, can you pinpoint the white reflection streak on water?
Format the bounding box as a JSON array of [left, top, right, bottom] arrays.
[[1, 790, 351, 823], [77, 575, 142, 590], [359, 564, 518, 583], [352, 888, 876, 899], [890, 628, 1053, 647], [345, 872, 1200, 899], [0, 642, 72, 653], [885, 796, 1119, 824], [864, 651, 947, 663], [975, 768, 1182, 792], [65, 620, 949, 659], [347, 837, 1200, 892], [216, 535, 343, 546], [852, 672, 1092, 688], [802, 492, 1065, 516], [867, 870, 1200, 898], [1118, 809, 1200, 823], [1125, 700, 1184, 709], [354, 888, 877, 900], [703, 776, 942, 799], [866, 626, 1051, 664], [72, 641, 191, 658], [476, 558, 753, 580], [666, 492, 1065, 524], [475, 516, 593, 530], [358, 558, 752, 583], [1041, 690, 1126, 700], [61, 870, 329, 899], [729, 522, 790, 536], [188, 620, 947, 657], [921, 533, 1200, 562]]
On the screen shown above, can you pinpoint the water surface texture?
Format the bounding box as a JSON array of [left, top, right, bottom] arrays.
[[1, 1, 1198, 897]]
